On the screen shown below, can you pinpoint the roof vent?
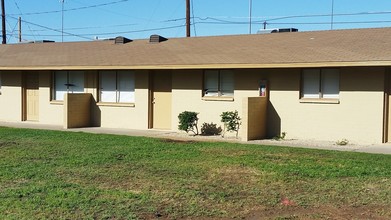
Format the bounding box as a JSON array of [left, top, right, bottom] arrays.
[[25, 40, 55, 44], [278, 28, 298, 33], [149, 34, 167, 43], [257, 28, 298, 34], [114, 36, 132, 44]]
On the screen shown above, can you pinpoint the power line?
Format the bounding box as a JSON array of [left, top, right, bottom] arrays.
[[8, 0, 130, 16], [6, 19, 18, 42], [18, 24, 187, 37], [15, 18, 391, 38], [193, 20, 391, 26], [29, 23, 138, 32], [13, 0, 38, 40], [68, 0, 154, 22], [7, 15, 92, 40], [166, 10, 391, 24], [268, 20, 391, 25], [191, 0, 196, 36]]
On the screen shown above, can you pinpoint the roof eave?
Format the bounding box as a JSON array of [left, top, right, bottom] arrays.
[[0, 61, 390, 71]]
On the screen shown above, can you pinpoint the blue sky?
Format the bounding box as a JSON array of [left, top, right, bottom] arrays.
[[3, 0, 391, 43]]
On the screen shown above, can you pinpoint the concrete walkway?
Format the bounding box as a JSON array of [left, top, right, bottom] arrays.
[[1, 121, 391, 155]]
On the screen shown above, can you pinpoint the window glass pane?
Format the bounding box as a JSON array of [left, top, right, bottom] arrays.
[[220, 70, 234, 96], [100, 71, 117, 102], [54, 71, 67, 101], [68, 71, 84, 93], [204, 70, 219, 96], [322, 69, 339, 99], [302, 69, 320, 98], [118, 71, 135, 103]]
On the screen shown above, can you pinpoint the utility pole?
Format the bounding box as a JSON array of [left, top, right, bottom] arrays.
[[1, 0, 6, 44], [186, 0, 190, 37], [18, 17, 21, 43], [331, 0, 334, 30], [249, 0, 252, 34], [61, 0, 64, 42]]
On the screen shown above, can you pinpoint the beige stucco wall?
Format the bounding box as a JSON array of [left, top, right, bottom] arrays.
[[38, 71, 63, 125], [267, 67, 385, 144], [171, 69, 264, 138], [0, 67, 387, 144], [0, 71, 22, 122], [172, 67, 385, 144]]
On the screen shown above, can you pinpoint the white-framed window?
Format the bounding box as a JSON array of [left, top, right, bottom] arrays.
[[301, 69, 340, 99], [203, 70, 234, 97], [53, 71, 85, 101], [99, 70, 135, 103]]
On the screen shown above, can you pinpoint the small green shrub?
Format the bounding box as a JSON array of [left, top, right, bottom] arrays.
[[220, 110, 241, 138], [178, 111, 199, 135], [273, 132, 287, 141], [201, 122, 222, 136]]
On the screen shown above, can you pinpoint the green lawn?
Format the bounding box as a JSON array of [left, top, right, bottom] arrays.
[[0, 127, 390, 219]]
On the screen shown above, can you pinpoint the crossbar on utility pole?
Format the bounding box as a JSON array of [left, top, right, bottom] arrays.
[[186, 0, 190, 37], [1, 0, 6, 44]]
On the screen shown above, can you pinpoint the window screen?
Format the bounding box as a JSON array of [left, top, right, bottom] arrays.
[[301, 69, 339, 100], [220, 70, 234, 97], [118, 71, 135, 103], [53, 71, 85, 101], [54, 71, 68, 101], [204, 70, 219, 96], [321, 69, 339, 99], [100, 71, 117, 102], [99, 70, 135, 103], [204, 70, 234, 97], [302, 69, 320, 98]]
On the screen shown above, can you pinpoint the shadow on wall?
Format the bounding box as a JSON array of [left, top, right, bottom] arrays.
[[267, 101, 281, 138], [90, 97, 101, 127], [2, 71, 22, 87]]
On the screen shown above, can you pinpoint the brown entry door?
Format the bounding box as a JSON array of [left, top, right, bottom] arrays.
[[152, 72, 172, 130], [25, 73, 39, 121]]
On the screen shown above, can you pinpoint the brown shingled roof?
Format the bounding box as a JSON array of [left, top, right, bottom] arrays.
[[0, 27, 390, 70]]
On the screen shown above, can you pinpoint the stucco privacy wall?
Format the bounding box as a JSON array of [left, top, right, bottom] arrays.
[[64, 93, 92, 129], [0, 71, 22, 122], [171, 69, 264, 138], [268, 67, 385, 144], [242, 97, 268, 141]]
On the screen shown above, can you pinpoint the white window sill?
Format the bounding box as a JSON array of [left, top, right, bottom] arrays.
[[97, 102, 135, 107], [50, 100, 64, 105], [202, 96, 234, 102], [299, 98, 340, 104]]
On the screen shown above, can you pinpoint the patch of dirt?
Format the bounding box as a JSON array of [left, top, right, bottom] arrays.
[[0, 141, 18, 148], [159, 138, 198, 144], [246, 205, 391, 220]]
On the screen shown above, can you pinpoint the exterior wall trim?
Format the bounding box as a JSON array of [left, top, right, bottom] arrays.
[[0, 62, 391, 71]]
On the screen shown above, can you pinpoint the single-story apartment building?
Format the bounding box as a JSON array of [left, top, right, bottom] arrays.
[[0, 27, 390, 144]]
